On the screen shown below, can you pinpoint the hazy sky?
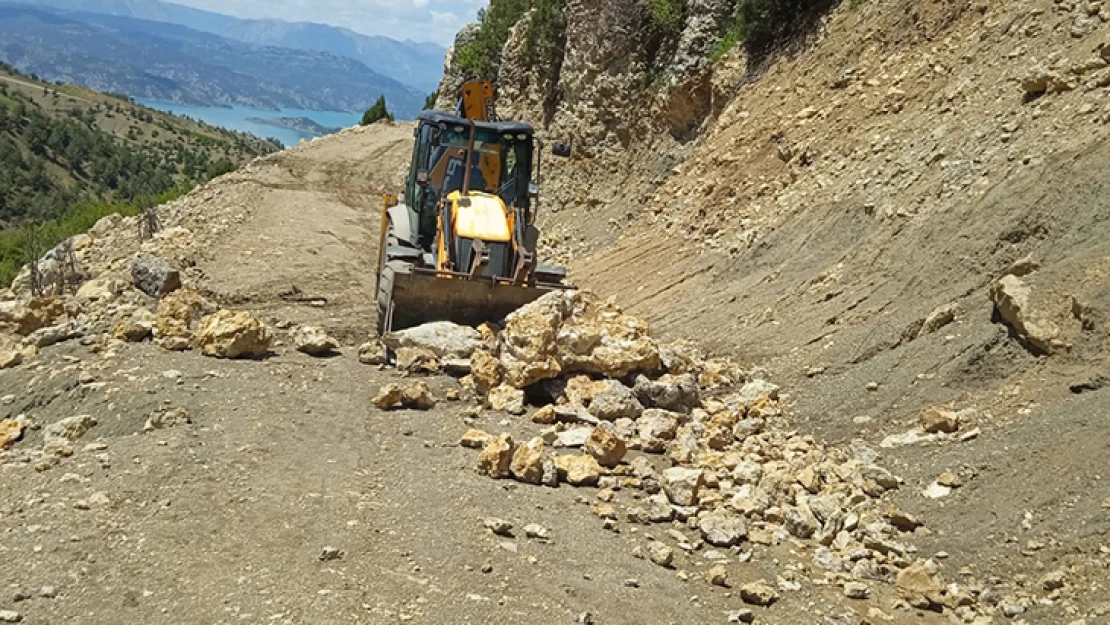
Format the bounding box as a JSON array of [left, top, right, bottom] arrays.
[[171, 0, 484, 45]]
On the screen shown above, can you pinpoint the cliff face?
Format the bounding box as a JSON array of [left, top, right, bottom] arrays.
[[439, 0, 739, 148], [436, 0, 763, 259]]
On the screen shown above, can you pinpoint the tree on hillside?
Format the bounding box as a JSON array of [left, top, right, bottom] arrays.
[[361, 96, 394, 126], [423, 90, 439, 111]]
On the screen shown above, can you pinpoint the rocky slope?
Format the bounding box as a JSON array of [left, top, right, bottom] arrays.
[[433, 0, 1110, 621]]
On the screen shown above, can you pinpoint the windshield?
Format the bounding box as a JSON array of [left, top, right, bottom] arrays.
[[428, 126, 532, 208]]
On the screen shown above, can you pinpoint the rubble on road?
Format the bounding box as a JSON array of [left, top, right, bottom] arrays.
[[292, 326, 340, 356], [194, 310, 273, 359], [373, 381, 437, 411], [131, 253, 182, 297], [441, 290, 1021, 620], [155, 288, 217, 351]]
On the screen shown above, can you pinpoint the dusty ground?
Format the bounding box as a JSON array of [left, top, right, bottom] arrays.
[[6, 0, 1110, 609], [0, 125, 961, 625]]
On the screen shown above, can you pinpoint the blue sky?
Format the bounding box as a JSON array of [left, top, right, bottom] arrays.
[[172, 0, 484, 45]]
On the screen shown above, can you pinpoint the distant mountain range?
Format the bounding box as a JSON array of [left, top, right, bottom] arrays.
[[26, 0, 446, 92], [0, 1, 444, 116]]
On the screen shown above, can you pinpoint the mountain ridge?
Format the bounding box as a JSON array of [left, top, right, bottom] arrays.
[[0, 3, 426, 115], [23, 0, 446, 92]]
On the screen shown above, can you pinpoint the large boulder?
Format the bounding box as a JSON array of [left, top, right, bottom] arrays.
[[131, 254, 182, 297], [373, 381, 437, 410], [588, 380, 643, 421], [488, 384, 526, 415], [25, 322, 85, 349], [76, 278, 125, 303], [292, 326, 340, 356], [510, 436, 547, 484], [698, 510, 748, 547], [637, 409, 681, 453], [499, 292, 569, 388], [194, 310, 273, 359], [395, 347, 439, 373], [990, 275, 1060, 353], [0, 334, 28, 369], [383, 322, 482, 359], [583, 423, 628, 467], [0, 298, 65, 336], [43, 415, 97, 456], [0, 418, 25, 449], [469, 349, 502, 394], [555, 293, 663, 380], [478, 433, 514, 478], [661, 467, 704, 506], [358, 339, 389, 365], [896, 560, 946, 610], [113, 309, 156, 342], [497, 291, 662, 389], [553, 454, 603, 486], [154, 288, 216, 348]]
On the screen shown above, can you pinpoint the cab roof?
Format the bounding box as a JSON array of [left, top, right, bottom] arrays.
[[416, 110, 534, 136]]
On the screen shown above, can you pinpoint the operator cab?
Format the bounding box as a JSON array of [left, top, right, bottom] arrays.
[[407, 111, 536, 251]]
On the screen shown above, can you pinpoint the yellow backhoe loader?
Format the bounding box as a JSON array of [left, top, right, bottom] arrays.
[[375, 81, 572, 334]]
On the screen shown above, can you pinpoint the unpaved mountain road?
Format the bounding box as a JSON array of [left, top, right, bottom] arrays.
[[1, 124, 947, 625], [6, 344, 798, 624], [4, 121, 1107, 625]]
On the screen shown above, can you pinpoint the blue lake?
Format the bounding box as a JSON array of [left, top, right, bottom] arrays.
[[135, 100, 363, 147]]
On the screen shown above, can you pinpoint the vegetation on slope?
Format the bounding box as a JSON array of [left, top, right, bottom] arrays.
[[712, 0, 842, 65], [0, 62, 280, 286], [456, 0, 565, 81]]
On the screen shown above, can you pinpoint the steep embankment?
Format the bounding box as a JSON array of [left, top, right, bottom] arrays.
[[436, 0, 1110, 620]]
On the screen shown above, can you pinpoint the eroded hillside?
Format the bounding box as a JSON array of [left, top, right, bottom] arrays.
[[434, 0, 1110, 621]]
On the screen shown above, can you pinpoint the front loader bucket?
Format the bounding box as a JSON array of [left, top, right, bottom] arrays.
[[377, 261, 560, 334]]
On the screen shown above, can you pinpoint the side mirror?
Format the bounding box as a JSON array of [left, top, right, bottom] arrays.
[[528, 182, 539, 198], [416, 171, 429, 187], [551, 141, 571, 158]]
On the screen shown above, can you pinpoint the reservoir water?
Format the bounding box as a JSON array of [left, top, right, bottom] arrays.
[[135, 100, 363, 147]]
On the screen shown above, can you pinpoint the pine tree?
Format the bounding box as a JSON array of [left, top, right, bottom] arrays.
[[361, 96, 394, 126]]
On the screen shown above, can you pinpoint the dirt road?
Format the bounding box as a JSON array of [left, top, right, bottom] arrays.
[[2, 123, 927, 625], [3, 121, 1105, 625]]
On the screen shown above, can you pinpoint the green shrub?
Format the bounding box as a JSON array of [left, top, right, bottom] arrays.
[[455, 0, 566, 81], [361, 95, 394, 125], [526, 0, 566, 77], [649, 0, 686, 28], [456, 0, 529, 79], [423, 90, 439, 110], [709, 25, 744, 63], [712, 0, 838, 65], [206, 158, 236, 179], [0, 186, 191, 287]]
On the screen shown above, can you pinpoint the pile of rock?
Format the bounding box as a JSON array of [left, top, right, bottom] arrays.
[[0, 249, 276, 368], [449, 291, 1000, 619]]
